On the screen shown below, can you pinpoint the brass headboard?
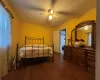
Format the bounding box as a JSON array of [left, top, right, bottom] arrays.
[[25, 36, 44, 45]]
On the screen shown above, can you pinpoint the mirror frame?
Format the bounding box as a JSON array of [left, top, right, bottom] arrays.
[[71, 20, 96, 48], [71, 28, 76, 45]]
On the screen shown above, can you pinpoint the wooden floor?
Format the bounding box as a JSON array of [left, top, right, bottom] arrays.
[[2, 54, 95, 80]]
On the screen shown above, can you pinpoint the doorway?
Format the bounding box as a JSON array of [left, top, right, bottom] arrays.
[[60, 29, 66, 54]]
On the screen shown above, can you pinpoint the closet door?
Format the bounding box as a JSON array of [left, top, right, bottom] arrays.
[[53, 31, 60, 53]]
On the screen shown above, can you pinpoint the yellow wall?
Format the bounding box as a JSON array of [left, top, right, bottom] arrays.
[[19, 23, 53, 46], [3, 0, 19, 56], [54, 8, 96, 45]]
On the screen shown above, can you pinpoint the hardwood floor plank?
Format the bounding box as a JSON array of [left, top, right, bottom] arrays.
[[44, 63, 63, 80], [30, 64, 50, 80], [2, 66, 26, 80]]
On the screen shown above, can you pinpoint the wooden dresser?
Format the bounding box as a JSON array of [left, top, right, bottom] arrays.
[[86, 48, 95, 73], [64, 46, 95, 73]]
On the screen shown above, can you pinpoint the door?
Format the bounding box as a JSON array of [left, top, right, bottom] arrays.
[[53, 31, 60, 53]]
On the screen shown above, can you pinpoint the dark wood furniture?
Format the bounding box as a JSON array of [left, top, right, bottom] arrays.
[[64, 20, 96, 74], [63, 46, 71, 60], [64, 46, 95, 73]]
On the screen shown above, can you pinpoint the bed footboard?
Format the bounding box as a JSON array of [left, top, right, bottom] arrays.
[[16, 44, 18, 68], [16, 44, 54, 68]]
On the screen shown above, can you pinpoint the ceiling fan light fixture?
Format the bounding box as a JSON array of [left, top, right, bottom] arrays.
[[49, 15, 53, 20], [48, 9, 54, 14], [50, 9, 54, 14]]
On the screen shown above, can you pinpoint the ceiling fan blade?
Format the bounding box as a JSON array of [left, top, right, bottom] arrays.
[[40, 12, 49, 16], [53, 14, 59, 18], [51, 0, 57, 8], [26, 5, 46, 11], [56, 11, 75, 16]]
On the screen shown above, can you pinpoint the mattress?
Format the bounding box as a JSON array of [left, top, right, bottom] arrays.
[[18, 45, 53, 60]]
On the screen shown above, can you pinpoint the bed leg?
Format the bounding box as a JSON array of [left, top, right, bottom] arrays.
[[16, 44, 18, 69], [52, 56, 54, 62], [52, 53, 54, 62], [52, 44, 54, 62], [16, 61, 17, 69]]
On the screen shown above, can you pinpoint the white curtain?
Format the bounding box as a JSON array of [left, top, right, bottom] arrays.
[[0, 4, 11, 79]]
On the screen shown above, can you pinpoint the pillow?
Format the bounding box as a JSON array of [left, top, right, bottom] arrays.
[[33, 44, 47, 47], [25, 44, 47, 47], [25, 44, 33, 46]]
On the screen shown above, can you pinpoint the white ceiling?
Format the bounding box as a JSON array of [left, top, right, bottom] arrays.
[[8, 0, 96, 27]]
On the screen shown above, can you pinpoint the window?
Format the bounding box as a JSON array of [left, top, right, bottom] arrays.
[[0, 3, 12, 79], [0, 4, 11, 48]]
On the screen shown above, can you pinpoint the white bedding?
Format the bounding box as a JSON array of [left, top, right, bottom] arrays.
[[18, 45, 53, 60]]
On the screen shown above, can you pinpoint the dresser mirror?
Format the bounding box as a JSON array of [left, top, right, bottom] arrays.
[[71, 20, 96, 48], [77, 25, 92, 46]]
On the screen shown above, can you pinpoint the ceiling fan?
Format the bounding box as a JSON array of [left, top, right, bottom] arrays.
[[25, 0, 74, 21], [43, 8, 59, 21]]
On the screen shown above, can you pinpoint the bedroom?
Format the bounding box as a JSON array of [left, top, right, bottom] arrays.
[[0, 0, 100, 80]]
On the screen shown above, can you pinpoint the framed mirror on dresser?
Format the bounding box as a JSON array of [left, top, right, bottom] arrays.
[[71, 20, 96, 48]]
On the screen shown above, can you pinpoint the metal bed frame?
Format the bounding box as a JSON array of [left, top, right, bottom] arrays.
[[16, 36, 54, 68]]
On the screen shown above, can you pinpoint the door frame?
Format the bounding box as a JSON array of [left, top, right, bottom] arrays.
[[59, 28, 66, 53]]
